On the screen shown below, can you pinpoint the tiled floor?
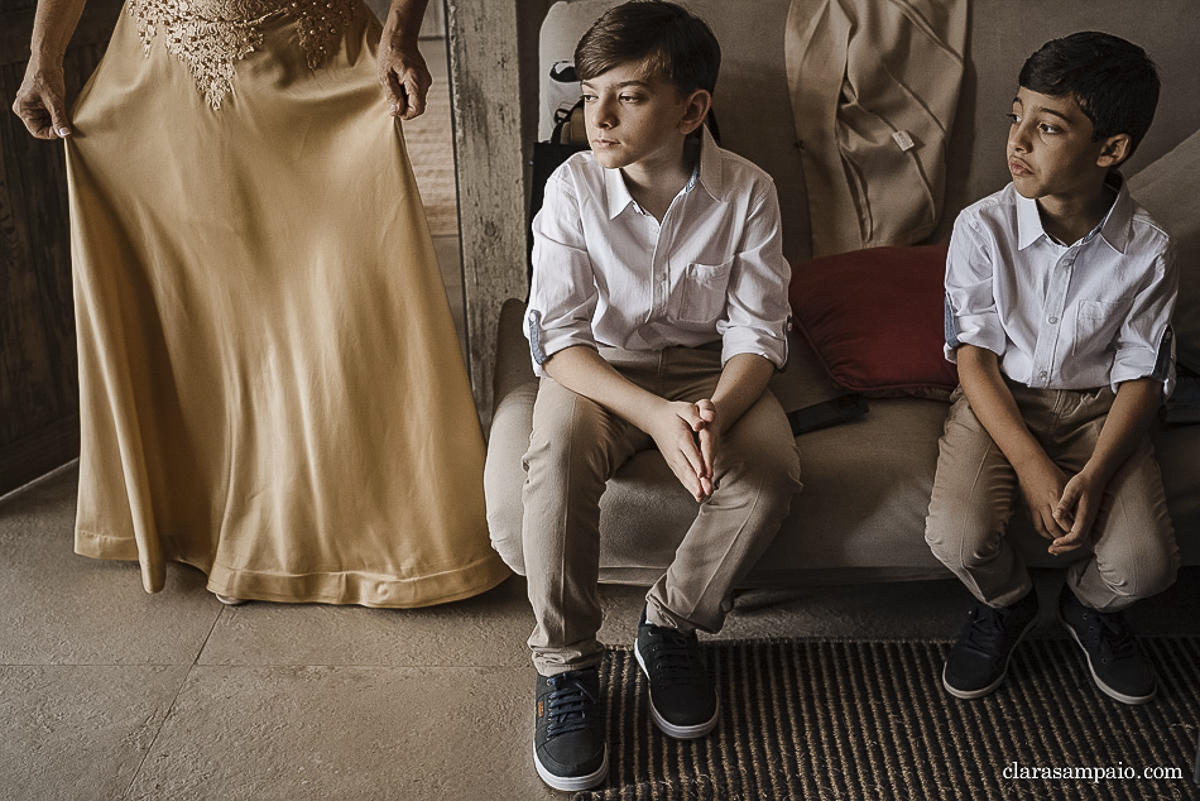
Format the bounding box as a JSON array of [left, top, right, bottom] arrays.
[[4, 464, 1198, 799]]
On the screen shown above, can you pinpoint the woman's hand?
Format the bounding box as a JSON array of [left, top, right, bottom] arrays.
[[378, 31, 431, 119], [12, 59, 71, 139]]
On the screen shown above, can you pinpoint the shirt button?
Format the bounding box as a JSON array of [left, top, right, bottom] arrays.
[[1039, 370, 1048, 378], [1049, 316, 1058, 324]]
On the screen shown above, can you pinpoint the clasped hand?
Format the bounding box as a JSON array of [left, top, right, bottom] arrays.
[[647, 399, 720, 503], [1019, 456, 1107, 556]]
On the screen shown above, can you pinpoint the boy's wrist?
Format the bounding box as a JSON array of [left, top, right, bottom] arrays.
[[646, 397, 678, 432], [1010, 446, 1055, 480], [1076, 458, 1116, 489]]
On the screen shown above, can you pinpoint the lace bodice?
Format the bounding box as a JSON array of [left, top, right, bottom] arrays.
[[127, 0, 358, 109]]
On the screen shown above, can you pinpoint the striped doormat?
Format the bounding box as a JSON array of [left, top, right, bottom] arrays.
[[578, 638, 1200, 800]]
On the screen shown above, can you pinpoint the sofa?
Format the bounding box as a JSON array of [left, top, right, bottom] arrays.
[[482, 0, 1200, 587]]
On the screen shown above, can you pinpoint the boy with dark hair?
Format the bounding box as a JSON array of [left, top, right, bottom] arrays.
[[519, 0, 801, 791], [927, 31, 1178, 706]]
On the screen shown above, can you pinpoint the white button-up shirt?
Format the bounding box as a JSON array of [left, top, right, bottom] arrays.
[[525, 126, 791, 377], [945, 178, 1177, 394]]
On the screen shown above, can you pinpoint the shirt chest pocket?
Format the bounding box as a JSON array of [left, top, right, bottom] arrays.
[[1071, 298, 1131, 355], [671, 258, 734, 325]]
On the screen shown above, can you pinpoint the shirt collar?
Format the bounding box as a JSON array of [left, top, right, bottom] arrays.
[[1096, 173, 1134, 254], [695, 123, 725, 200], [603, 161, 636, 220], [602, 123, 725, 220], [1014, 172, 1134, 253]]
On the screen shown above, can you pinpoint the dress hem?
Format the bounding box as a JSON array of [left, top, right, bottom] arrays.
[[76, 528, 512, 608]]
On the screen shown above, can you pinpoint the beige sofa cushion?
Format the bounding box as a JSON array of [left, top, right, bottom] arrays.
[[1128, 128, 1200, 373]]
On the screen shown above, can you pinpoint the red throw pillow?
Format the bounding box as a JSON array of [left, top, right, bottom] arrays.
[[788, 245, 959, 397]]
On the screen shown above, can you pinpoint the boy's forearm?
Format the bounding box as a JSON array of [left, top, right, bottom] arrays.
[[543, 346, 665, 431], [1083, 378, 1162, 483], [957, 345, 1048, 473], [709, 353, 774, 429]]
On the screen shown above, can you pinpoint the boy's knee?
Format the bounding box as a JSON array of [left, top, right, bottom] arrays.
[[762, 447, 803, 500], [1102, 534, 1179, 602], [924, 509, 1004, 572], [718, 426, 801, 500], [526, 392, 613, 481], [711, 443, 801, 533], [1134, 556, 1178, 600], [720, 397, 798, 469], [489, 526, 526, 576], [924, 522, 960, 569]]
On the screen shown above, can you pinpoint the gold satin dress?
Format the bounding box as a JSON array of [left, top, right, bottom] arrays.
[[64, 0, 509, 606]]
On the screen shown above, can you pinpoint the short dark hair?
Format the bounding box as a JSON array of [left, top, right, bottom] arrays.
[[1019, 31, 1160, 155], [574, 1, 720, 95]]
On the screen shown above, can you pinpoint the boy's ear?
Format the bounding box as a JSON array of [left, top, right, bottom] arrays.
[[678, 89, 712, 136], [1097, 133, 1132, 169]]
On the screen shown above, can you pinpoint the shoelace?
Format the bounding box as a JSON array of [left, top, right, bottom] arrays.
[[1083, 610, 1138, 663], [960, 605, 1011, 658], [545, 674, 599, 737], [646, 628, 706, 687]]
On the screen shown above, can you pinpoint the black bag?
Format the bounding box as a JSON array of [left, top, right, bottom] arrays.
[[527, 101, 591, 286]]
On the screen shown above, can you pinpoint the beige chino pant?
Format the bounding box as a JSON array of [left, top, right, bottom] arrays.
[[521, 346, 803, 677], [925, 382, 1177, 612]]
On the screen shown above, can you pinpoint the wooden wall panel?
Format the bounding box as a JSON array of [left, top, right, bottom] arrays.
[[0, 0, 121, 495], [445, 0, 552, 421]]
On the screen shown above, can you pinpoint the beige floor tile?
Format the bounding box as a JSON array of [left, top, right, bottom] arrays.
[[197, 576, 535, 668], [0, 665, 189, 800], [0, 465, 222, 666], [124, 665, 561, 801]]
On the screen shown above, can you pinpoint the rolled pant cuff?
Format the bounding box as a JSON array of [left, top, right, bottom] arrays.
[[533, 651, 605, 678]]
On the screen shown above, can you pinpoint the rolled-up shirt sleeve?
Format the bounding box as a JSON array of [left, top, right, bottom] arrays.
[[718, 182, 791, 369], [526, 171, 599, 377], [944, 212, 1007, 362], [1110, 243, 1177, 394]]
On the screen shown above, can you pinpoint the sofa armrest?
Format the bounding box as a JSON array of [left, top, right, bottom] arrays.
[[485, 298, 538, 574], [493, 298, 537, 408]]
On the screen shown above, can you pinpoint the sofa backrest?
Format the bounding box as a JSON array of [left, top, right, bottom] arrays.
[[538, 0, 1200, 263]]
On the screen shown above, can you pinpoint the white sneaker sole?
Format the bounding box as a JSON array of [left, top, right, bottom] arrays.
[[533, 742, 608, 792], [634, 643, 719, 739], [1060, 617, 1156, 705], [942, 616, 1037, 700]]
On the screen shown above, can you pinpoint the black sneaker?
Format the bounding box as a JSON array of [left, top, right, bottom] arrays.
[[634, 609, 718, 739], [533, 667, 608, 791], [1058, 587, 1156, 705], [942, 591, 1039, 699]]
